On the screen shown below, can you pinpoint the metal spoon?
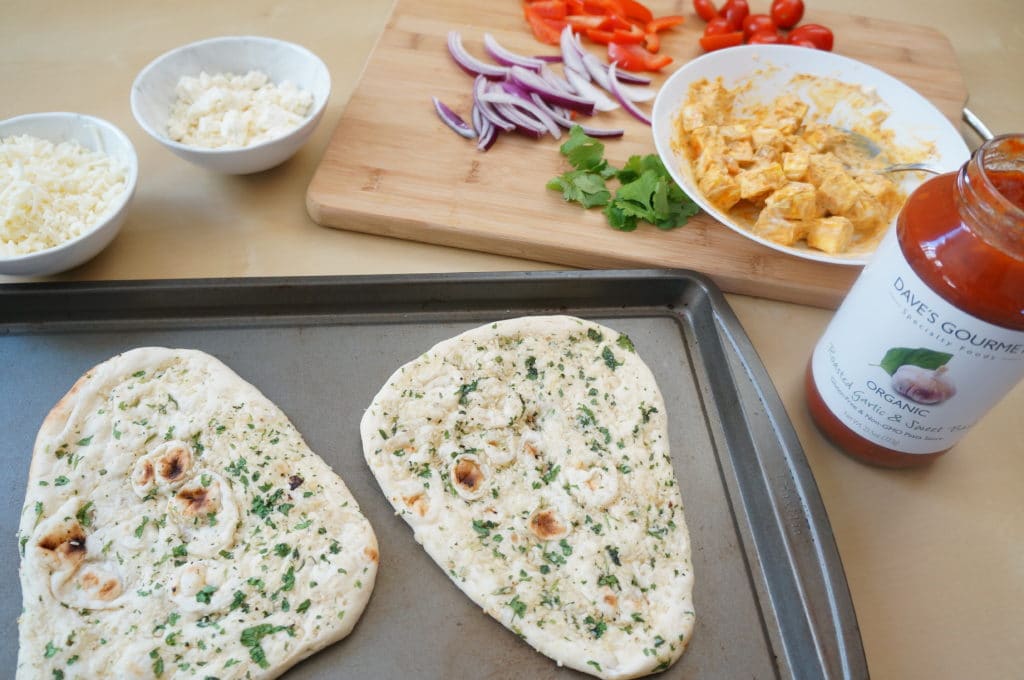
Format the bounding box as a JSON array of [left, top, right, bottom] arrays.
[[876, 107, 995, 175]]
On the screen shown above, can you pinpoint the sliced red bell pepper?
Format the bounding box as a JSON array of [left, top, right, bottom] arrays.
[[646, 15, 685, 32], [524, 0, 568, 20], [615, 0, 654, 24], [524, 9, 567, 45], [698, 30, 743, 51], [643, 31, 660, 53], [565, 14, 612, 31], [607, 41, 672, 71]]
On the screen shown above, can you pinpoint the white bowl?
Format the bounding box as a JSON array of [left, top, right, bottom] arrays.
[[0, 112, 138, 276], [130, 35, 331, 175], [652, 45, 971, 265]]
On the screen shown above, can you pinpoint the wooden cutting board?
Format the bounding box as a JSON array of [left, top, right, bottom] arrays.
[[306, 0, 967, 308]]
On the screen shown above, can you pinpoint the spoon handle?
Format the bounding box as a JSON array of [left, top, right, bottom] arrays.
[[962, 107, 994, 141]]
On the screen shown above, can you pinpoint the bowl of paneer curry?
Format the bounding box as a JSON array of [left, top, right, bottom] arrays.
[[652, 45, 970, 264]]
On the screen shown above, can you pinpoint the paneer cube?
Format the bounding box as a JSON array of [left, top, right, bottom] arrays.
[[806, 153, 845, 185], [751, 127, 786, 152], [806, 216, 855, 254], [736, 163, 788, 201], [719, 124, 751, 142], [803, 124, 846, 152], [753, 209, 808, 246], [724, 140, 755, 169], [764, 182, 822, 221], [817, 169, 863, 215], [698, 166, 742, 211], [688, 126, 724, 158], [782, 152, 810, 181], [847, 194, 887, 233]]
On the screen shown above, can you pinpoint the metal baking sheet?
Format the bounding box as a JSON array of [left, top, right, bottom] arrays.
[[0, 270, 866, 679]]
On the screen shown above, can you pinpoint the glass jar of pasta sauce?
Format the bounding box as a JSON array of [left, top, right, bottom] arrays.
[[806, 134, 1024, 467]]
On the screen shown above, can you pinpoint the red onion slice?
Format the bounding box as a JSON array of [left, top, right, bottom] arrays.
[[448, 31, 507, 79], [472, 105, 498, 151], [564, 68, 618, 112], [473, 76, 515, 131], [481, 92, 562, 139], [559, 26, 589, 82], [432, 96, 476, 139], [607, 63, 651, 125], [483, 33, 545, 71], [508, 65, 595, 116]]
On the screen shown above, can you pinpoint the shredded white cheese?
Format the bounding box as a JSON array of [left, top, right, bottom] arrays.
[[167, 70, 314, 149], [0, 134, 129, 257]]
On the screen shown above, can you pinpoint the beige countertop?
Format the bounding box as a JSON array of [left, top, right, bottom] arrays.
[[3, 1, 1022, 678]]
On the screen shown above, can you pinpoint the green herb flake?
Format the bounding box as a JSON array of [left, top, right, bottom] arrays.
[[195, 585, 217, 604], [53, 476, 70, 487], [274, 543, 291, 557], [507, 594, 527, 619], [296, 598, 312, 614], [76, 435, 93, 446], [44, 641, 59, 658], [134, 516, 150, 538]]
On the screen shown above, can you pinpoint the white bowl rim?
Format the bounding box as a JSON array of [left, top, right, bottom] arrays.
[[0, 111, 139, 264], [129, 34, 332, 156], [652, 43, 971, 266]]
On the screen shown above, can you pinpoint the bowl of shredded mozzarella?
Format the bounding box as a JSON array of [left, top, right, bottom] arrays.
[[130, 35, 331, 174], [0, 112, 138, 276]]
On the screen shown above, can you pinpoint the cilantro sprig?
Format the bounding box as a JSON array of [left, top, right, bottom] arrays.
[[547, 126, 699, 231]]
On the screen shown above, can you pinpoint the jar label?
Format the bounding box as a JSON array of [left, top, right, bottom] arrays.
[[812, 228, 1024, 454]]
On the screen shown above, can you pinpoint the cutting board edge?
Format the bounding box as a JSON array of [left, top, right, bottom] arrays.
[[306, 195, 855, 309]]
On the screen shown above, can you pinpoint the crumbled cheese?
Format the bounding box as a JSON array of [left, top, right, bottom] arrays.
[[167, 70, 314, 149], [0, 134, 128, 257]]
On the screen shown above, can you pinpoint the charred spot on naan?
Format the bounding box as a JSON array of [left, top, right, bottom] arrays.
[[156, 443, 192, 484], [403, 492, 430, 517], [451, 455, 487, 500], [133, 458, 155, 487], [37, 521, 88, 569], [174, 482, 221, 518], [79, 568, 123, 601], [528, 508, 568, 541]]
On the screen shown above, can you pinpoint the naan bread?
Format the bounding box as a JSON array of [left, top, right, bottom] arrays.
[[361, 316, 695, 679], [17, 348, 378, 679]]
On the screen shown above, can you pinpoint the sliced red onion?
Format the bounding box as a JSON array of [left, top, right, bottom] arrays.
[[616, 83, 656, 103], [472, 105, 498, 151], [559, 25, 589, 81], [481, 92, 562, 139], [564, 67, 618, 112], [483, 33, 545, 71], [533, 54, 563, 63], [573, 125, 625, 138], [473, 76, 515, 131], [432, 97, 476, 139], [493, 103, 545, 138], [580, 52, 612, 91], [448, 31, 507, 79], [607, 63, 651, 125], [538, 65, 578, 97], [508, 65, 595, 116], [528, 94, 623, 137]]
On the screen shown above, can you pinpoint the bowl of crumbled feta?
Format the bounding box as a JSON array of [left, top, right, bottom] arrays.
[[130, 35, 331, 175], [0, 112, 138, 276]]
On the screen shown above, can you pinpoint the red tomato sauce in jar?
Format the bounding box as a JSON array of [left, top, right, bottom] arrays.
[[806, 135, 1024, 467]]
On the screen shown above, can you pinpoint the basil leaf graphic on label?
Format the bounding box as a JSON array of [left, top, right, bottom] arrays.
[[879, 347, 953, 376]]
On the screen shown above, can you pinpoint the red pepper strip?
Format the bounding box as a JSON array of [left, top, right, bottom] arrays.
[[524, 9, 567, 44], [608, 41, 672, 71], [524, 0, 568, 19], [646, 15, 685, 32], [615, 0, 654, 24], [644, 31, 660, 53], [698, 30, 743, 51], [565, 14, 612, 30]]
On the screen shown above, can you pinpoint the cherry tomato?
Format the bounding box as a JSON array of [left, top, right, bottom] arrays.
[[699, 30, 744, 51], [742, 13, 776, 40], [703, 16, 733, 36], [770, 0, 804, 29], [788, 23, 834, 50], [748, 29, 784, 44], [721, 0, 749, 31], [692, 0, 720, 22]]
